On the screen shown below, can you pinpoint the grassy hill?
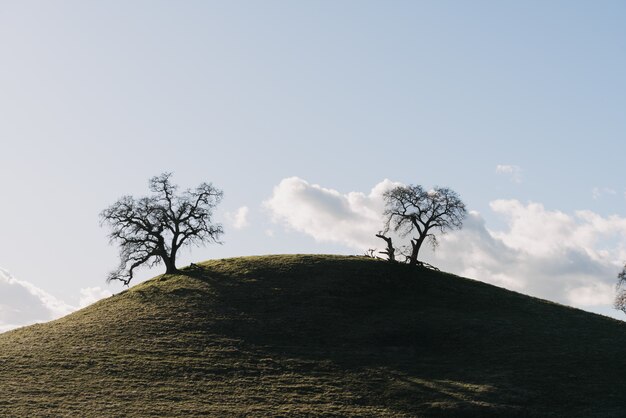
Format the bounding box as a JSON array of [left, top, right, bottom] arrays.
[[1, 255, 626, 417]]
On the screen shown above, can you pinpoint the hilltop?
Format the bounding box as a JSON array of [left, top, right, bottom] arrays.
[[1, 255, 626, 417]]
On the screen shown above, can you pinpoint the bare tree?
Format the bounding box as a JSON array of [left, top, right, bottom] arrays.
[[375, 232, 396, 262], [382, 185, 466, 266], [100, 173, 223, 285], [615, 266, 626, 313]]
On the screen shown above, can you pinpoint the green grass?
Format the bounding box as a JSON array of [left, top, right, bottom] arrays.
[[1, 254, 626, 416]]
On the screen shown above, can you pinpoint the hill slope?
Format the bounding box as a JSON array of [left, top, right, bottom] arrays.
[[1, 255, 626, 417]]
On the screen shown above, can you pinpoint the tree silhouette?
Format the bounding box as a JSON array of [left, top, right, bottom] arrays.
[[615, 266, 626, 314], [101, 173, 223, 285], [375, 232, 396, 262], [382, 185, 466, 266]]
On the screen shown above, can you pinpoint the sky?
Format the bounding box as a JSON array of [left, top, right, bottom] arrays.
[[1, 0, 626, 330]]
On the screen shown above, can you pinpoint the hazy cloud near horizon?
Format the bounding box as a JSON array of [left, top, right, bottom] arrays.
[[266, 177, 626, 317], [79, 287, 113, 308], [0, 268, 111, 332]]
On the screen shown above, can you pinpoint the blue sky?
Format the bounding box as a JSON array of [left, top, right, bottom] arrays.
[[1, 1, 626, 328]]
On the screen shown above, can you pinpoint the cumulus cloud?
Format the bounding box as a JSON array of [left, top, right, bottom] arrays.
[[422, 202, 626, 310], [496, 164, 522, 183], [0, 268, 75, 332], [264, 177, 401, 249], [79, 287, 112, 308], [266, 177, 626, 316], [226, 206, 250, 230]]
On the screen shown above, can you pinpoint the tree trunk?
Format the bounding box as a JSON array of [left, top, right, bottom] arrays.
[[409, 240, 418, 265], [375, 233, 396, 262], [409, 236, 425, 266], [163, 254, 178, 274]]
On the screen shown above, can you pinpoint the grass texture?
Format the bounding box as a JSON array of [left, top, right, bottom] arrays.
[[1, 254, 625, 417]]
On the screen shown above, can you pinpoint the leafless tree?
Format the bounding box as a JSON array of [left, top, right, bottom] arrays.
[[375, 232, 396, 262], [382, 185, 466, 266], [364, 248, 377, 258], [615, 266, 626, 313], [100, 173, 223, 285]]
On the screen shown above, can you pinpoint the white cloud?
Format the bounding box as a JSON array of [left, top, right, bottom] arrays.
[[496, 164, 522, 183], [265, 177, 626, 316], [226, 206, 250, 230], [264, 177, 401, 249], [422, 203, 625, 311], [0, 269, 115, 332], [79, 287, 112, 308], [567, 283, 614, 307], [0, 268, 75, 332]]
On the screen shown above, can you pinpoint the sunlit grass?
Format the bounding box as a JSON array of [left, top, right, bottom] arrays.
[[1, 254, 625, 416]]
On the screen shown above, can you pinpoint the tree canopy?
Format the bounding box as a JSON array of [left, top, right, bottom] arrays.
[[100, 173, 223, 285], [380, 184, 466, 265]]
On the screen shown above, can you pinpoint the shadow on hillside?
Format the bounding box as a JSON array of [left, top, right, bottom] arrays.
[[175, 258, 547, 416]]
